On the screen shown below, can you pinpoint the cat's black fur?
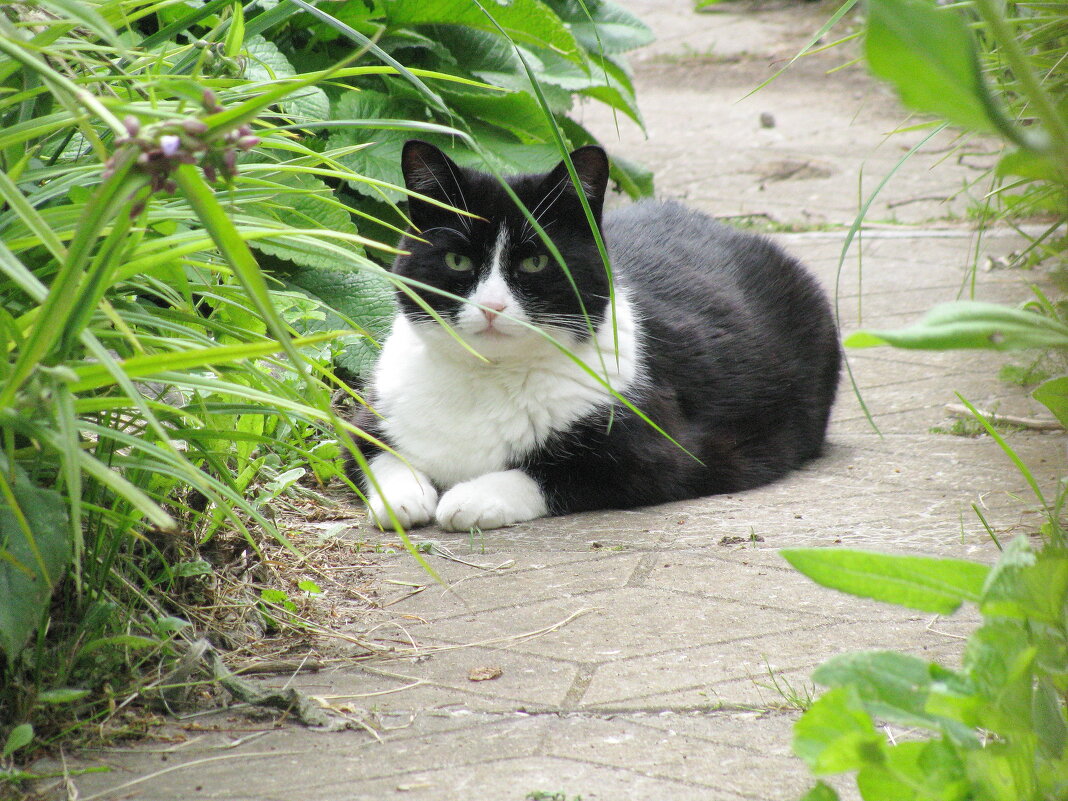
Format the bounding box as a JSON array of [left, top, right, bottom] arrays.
[[528, 199, 841, 512], [350, 140, 840, 518]]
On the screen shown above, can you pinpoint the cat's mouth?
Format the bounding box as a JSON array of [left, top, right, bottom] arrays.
[[474, 326, 511, 338]]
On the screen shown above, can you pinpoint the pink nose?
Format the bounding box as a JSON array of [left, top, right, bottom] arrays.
[[481, 301, 507, 322]]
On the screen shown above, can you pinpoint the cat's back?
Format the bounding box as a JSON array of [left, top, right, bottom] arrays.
[[605, 199, 803, 298], [602, 199, 840, 470]]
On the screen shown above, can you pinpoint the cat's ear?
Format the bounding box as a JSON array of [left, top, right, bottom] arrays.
[[541, 145, 610, 221], [401, 140, 466, 229]]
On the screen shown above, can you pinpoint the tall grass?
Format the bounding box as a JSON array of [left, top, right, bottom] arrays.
[[0, 0, 652, 765]]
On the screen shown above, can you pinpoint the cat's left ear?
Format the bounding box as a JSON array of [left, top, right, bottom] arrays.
[[541, 145, 610, 222]]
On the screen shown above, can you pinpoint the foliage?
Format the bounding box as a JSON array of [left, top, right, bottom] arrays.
[[785, 539, 1068, 801], [783, 0, 1068, 797], [0, 0, 651, 764]]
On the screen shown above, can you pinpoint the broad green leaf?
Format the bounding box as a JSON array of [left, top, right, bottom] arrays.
[[813, 651, 961, 732], [844, 301, 1068, 351], [242, 170, 369, 270], [865, 0, 1007, 136], [964, 619, 1037, 733], [329, 89, 422, 199], [555, 0, 655, 55], [283, 265, 395, 379], [793, 686, 885, 774], [997, 149, 1066, 183], [2, 723, 33, 757], [1032, 376, 1068, 428], [980, 538, 1068, 626], [964, 741, 1038, 801], [386, 0, 583, 62], [243, 36, 330, 122], [1033, 678, 1067, 759], [857, 740, 968, 801], [781, 548, 989, 614], [0, 459, 71, 667], [297, 579, 322, 594]]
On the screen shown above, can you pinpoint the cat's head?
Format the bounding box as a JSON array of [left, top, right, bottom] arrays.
[[391, 140, 611, 357]]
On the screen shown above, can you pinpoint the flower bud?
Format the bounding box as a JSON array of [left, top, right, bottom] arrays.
[[159, 135, 181, 158], [182, 118, 209, 136]]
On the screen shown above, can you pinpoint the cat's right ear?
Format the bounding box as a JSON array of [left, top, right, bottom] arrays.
[[401, 140, 465, 230]]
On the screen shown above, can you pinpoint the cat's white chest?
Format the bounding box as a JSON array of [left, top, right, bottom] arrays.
[[371, 299, 641, 488]]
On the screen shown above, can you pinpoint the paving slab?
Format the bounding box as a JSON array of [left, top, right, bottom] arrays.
[[38, 2, 1065, 801]]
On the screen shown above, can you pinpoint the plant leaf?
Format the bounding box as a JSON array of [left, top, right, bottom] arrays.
[[781, 548, 989, 614], [1032, 376, 1068, 428], [282, 265, 395, 379], [0, 459, 71, 667], [36, 688, 91, 705], [864, 0, 1009, 136], [1, 723, 33, 758], [844, 301, 1068, 351], [793, 686, 885, 774]]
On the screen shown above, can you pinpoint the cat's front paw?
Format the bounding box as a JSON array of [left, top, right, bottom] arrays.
[[364, 453, 438, 530], [435, 470, 548, 531]]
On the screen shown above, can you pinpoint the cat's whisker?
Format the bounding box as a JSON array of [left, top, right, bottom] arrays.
[[421, 226, 470, 242]]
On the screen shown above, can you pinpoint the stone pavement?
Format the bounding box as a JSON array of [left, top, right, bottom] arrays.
[[45, 3, 1064, 801]]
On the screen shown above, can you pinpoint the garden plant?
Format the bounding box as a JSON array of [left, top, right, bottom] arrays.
[[782, 0, 1068, 798], [0, 0, 653, 780]]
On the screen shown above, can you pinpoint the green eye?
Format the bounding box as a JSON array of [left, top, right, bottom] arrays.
[[444, 252, 473, 271], [519, 254, 549, 274]]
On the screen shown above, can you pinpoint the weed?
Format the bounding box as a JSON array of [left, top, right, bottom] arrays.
[[754, 660, 817, 712]]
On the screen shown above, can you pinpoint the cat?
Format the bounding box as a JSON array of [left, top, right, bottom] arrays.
[[348, 140, 841, 531]]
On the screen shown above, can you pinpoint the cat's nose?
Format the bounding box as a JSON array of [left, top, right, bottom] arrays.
[[481, 300, 507, 322]]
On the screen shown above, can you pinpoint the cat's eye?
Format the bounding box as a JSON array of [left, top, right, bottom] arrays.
[[519, 254, 549, 274], [444, 252, 473, 272]]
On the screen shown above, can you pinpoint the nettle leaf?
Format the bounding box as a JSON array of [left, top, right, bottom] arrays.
[[553, 0, 654, 55], [440, 82, 555, 142], [812, 650, 980, 745], [581, 53, 643, 127], [997, 149, 1066, 183], [386, 0, 583, 61], [793, 686, 886, 774], [243, 35, 330, 122], [857, 740, 969, 801], [781, 548, 989, 614], [844, 301, 1068, 352], [1032, 376, 1068, 428], [864, 0, 1007, 135], [329, 89, 429, 200], [980, 537, 1068, 626], [244, 170, 367, 269], [0, 459, 71, 666], [283, 265, 395, 379]]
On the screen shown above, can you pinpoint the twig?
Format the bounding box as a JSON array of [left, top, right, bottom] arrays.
[[232, 658, 324, 676], [944, 403, 1064, 431]]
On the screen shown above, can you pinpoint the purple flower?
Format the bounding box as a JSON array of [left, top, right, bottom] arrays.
[[159, 135, 182, 158]]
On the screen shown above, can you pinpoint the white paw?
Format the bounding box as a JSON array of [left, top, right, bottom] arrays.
[[363, 453, 438, 530], [435, 470, 548, 531]]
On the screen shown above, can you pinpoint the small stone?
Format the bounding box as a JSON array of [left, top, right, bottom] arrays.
[[468, 666, 502, 682], [759, 111, 776, 128]]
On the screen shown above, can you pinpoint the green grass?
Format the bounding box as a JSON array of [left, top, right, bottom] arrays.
[[0, 0, 655, 768]]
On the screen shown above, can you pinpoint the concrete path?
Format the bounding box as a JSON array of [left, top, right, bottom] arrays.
[[46, 2, 1063, 800]]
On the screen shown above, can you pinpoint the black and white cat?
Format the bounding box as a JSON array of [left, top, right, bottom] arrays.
[[349, 140, 841, 531]]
